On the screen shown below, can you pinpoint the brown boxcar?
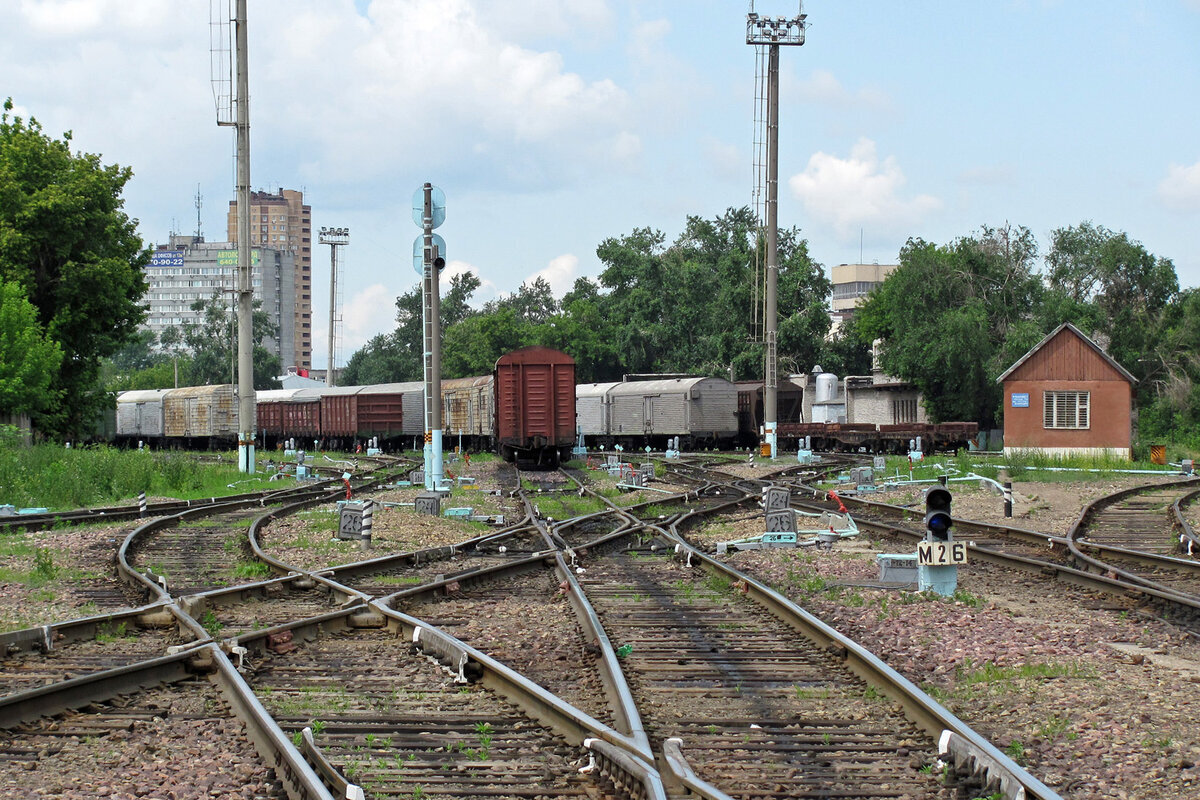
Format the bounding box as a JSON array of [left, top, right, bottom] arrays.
[[283, 389, 324, 438], [494, 346, 576, 464], [320, 386, 363, 439], [357, 382, 422, 439]]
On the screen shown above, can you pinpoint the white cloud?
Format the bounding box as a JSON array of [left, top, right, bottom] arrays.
[[1158, 159, 1200, 211], [525, 253, 580, 298], [788, 69, 893, 113], [326, 282, 400, 367], [269, 0, 635, 188], [444, 260, 500, 308], [473, 0, 615, 43], [788, 138, 941, 240]]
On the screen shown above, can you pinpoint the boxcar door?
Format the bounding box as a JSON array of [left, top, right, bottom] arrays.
[[643, 396, 655, 435]]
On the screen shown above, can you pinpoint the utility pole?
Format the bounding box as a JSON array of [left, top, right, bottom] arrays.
[[233, 0, 255, 473], [748, 2, 806, 460], [319, 227, 349, 387]]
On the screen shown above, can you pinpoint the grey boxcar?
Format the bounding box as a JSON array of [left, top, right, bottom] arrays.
[[575, 382, 621, 437], [115, 389, 170, 441], [581, 377, 739, 449]]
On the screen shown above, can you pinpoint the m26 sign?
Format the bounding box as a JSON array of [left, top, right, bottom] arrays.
[[917, 540, 967, 566]]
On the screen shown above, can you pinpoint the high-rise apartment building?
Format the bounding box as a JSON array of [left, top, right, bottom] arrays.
[[228, 188, 312, 371], [143, 234, 296, 368]]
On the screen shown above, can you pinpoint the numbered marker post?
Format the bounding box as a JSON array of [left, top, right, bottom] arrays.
[[763, 487, 795, 533]]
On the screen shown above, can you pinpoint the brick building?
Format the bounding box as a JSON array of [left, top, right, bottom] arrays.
[[996, 323, 1136, 459]]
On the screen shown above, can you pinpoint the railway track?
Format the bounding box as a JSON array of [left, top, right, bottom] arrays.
[[778, 475, 1200, 634], [579, 551, 946, 799], [0, 454, 1060, 799], [393, 561, 617, 728], [242, 622, 631, 799], [0, 607, 192, 699], [0, 675, 288, 796]]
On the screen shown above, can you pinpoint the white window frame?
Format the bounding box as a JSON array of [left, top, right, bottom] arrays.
[[1043, 390, 1090, 430]]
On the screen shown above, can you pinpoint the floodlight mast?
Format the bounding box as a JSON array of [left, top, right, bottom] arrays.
[[319, 227, 350, 387], [747, 2, 806, 460]]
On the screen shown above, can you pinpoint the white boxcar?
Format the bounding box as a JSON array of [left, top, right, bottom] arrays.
[[575, 382, 621, 437], [606, 377, 738, 444], [116, 389, 170, 439]]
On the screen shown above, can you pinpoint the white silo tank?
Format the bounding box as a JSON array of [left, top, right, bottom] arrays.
[[815, 373, 838, 403]]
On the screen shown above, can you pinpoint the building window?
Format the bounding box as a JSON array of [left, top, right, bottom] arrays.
[[1043, 391, 1089, 429]]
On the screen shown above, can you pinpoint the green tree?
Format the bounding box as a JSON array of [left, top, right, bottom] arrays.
[[0, 280, 63, 419], [593, 207, 830, 381], [855, 225, 1044, 424], [0, 99, 149, 436], [1045, 221, 1178, 398], [342, 270, 481, 384], [181, 296, 280, 390]]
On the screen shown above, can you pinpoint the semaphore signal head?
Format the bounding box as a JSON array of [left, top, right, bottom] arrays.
[[924, 487, 953, 541]]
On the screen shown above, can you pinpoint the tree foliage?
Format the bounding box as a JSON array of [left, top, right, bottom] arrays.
[[345, 207, 845, 389], [0, 99, 149, 436], [182, 296, 280, 390], [855, 225, 1044, 425], [0, 280, 63, 418]]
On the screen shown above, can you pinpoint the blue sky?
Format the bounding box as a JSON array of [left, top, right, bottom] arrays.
[[3, 0, 1198, 371]]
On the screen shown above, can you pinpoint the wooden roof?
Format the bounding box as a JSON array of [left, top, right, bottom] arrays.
[[995, 322, 1137, 384]]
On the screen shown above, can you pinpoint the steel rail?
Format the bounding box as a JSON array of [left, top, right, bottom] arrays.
[[652, 507, 1062, 800], [1065, 478, 1200, 586], [373, 603, 667, 799], [1173, 487, 1200, 554], [116, 482, 348, 602], [208, 642, 336, 800]]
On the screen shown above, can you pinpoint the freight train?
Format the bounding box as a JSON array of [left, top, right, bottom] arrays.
[[115, 346, 577, 466], [114, 348, 977, 458]]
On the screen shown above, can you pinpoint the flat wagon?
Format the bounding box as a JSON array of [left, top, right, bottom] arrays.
[[494, 346, 576, 465]]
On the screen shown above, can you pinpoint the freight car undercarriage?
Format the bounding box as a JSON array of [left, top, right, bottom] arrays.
[[776, 422, 978, 454]]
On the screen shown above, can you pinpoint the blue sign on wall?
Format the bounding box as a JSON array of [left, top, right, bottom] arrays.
[[150, 250, 184, 267], [1011, 392, 1030, 408]]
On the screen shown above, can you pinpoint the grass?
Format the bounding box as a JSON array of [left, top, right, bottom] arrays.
[[0, 544, 80, 587], [0, 444, 282, 510], [199, 609, 223, 637], [877, 450, 1176, 485], [232, 561, 270, 579], [95, 621, 135, 643]]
